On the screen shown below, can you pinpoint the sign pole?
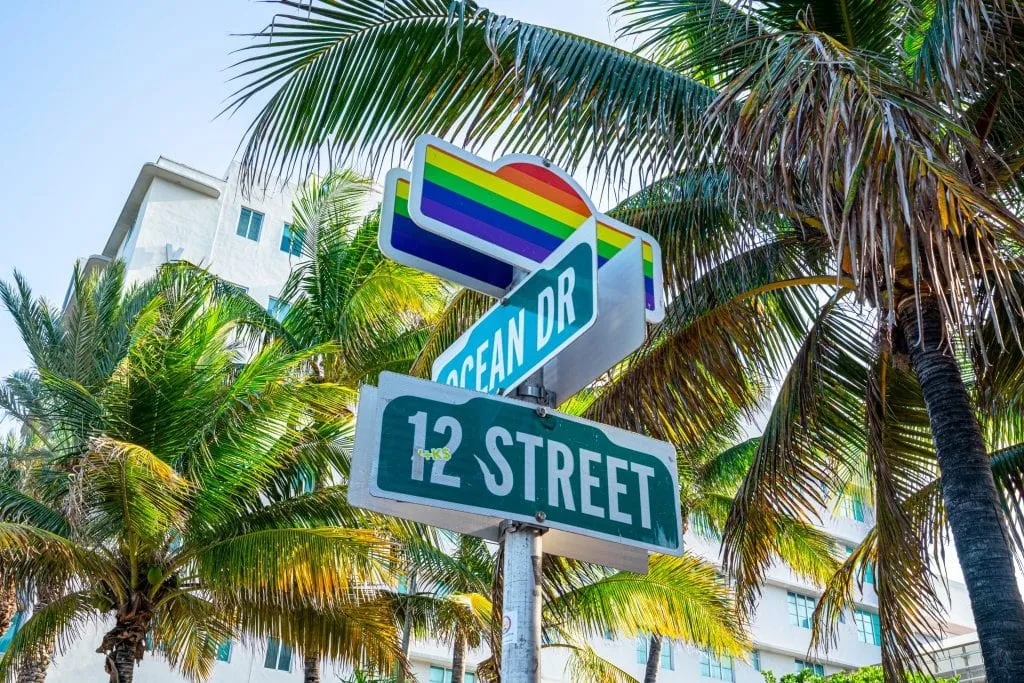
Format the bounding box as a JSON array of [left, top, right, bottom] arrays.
[[500, 371, 550, 683]]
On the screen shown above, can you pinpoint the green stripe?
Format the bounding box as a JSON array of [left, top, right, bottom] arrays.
[[395, 195, 410, 219], [425, 163, 657, 280], [425, 164, 576, 241]]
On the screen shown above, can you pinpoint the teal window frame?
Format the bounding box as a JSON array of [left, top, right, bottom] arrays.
[[237, 207, 264, 241], [264, 637, 292, 671], [660, 640, 674, 671], [855, 609, 882, 646], [268, 297, 290, 323], [428, 666, 475, 683], [795, 660, 825, 675], [787, 591, 816, 629], [216, 640, 232, 663], [280, 223, 303, 256], [839, 494, 866, 521], [635, 636, 647, 664], [751, 650, 761, 672], [700, 649, 735, 681]]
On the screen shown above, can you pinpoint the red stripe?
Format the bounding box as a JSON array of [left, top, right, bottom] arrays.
[[496, 163, 592, 217]]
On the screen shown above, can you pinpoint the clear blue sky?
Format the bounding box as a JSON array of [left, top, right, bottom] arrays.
[[0, 1, 617, 382]]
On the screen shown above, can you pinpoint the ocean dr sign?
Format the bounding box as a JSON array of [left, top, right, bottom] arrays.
[[432, 223, 598, 395], [355, 372, 682, 555]]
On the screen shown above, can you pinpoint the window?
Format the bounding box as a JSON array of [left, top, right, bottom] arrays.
[[751, 650, 761, 672], [237, 207, 264, 241], [855, 609, 882, 646], [427, 666, 475, 683], [216, 640, 232, 663], [0, 612, 23, 654], [838, 494, 866, 521], [634, 636, 673, 670], [264, 638, 292, 671], [280, 223, 304, 256], [603, 628, 615, 640], [268, 297, 290, 322], [845, 546, 875, 586], [787, 592, 816, 629], [700, 649, 735, 681], [661, 640, 674, 671], [795, 660, 824, 675]]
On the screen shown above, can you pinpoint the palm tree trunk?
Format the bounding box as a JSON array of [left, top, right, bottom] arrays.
[[897, 295, 1024, 683], [303, 653, 320, 683], [17, 581, 60, 683], [109, 642, 136, 683], [643, 634, 662, 683], [451, 630, 467, 683], [396, 572, 416, 683], [0, 572, 17, 636]]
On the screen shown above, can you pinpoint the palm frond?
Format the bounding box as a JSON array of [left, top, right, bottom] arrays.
[[229, 0, 713, 188]]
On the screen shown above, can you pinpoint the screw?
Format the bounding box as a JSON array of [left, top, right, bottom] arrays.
[[535, 510, 547, 523], [535, 405, 548, 417]]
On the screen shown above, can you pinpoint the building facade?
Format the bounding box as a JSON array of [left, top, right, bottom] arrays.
[[18, 157, 976, 682]]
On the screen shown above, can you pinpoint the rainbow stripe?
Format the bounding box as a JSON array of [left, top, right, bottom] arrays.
[[389, 177, 514, 291], [414, 144, 659, 312]]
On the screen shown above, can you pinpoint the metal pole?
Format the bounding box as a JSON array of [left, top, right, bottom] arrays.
[[500, 521, 543, 683], [500, 370, 550, 683]]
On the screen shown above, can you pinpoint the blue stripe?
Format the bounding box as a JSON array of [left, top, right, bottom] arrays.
[[390, 212, 514, 290], [421, 181, 564, 257]]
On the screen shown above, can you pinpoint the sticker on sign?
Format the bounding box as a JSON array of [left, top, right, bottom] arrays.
[[350, 372, 682, 559]]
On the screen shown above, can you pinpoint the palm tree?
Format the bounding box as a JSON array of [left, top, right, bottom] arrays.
[[0, 260, 169, 683], [229, 2, 1024, 680], [259, 169, 448, 683], [272, 169, 447, 386], [0, 266, 402, 683]]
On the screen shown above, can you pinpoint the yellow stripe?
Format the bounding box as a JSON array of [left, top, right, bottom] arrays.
[[425, 147, 657, 269], [426, 147, 590, 228], [598, 221, 655, 263], [396, 178, 410, 200]]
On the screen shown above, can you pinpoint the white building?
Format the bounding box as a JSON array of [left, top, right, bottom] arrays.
[[21, 157, 975, 682]]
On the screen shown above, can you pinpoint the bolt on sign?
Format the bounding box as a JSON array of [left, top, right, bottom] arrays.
[[432, 223, 598, 396], [350, 373, 683, 560]]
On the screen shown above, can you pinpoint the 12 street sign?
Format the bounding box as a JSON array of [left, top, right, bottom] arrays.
[[350, 372, 683, 559], [432, 223, 598, 395]]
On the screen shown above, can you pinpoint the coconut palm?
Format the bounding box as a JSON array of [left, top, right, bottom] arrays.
[[258, 169, 448, 683], [230, 2, 1024, 679], [271, 169, 447, 386], [0, 266, 404, 683]]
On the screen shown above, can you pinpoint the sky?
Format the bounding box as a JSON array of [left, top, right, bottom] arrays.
[[0, 0, 620, 383]]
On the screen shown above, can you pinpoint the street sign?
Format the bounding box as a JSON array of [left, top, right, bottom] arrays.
[[406, 135, 666, 323], [432, 222, 599, 396], [349, 372, 683, 560], [379, 168, 514, 297]]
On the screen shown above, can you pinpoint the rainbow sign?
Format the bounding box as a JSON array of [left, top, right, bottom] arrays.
[[379, 136, 665, 323], [380, 169, 514, 297]]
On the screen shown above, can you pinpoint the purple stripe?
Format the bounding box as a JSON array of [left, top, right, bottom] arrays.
[[420, 197, 551, 263]]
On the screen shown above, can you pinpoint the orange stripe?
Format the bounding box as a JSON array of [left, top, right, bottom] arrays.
[[495, 164, 592, 216]]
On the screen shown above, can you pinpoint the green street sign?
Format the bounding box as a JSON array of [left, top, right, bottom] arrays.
[[432, 223, 598, 395], [353, 372, 682, 556]]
